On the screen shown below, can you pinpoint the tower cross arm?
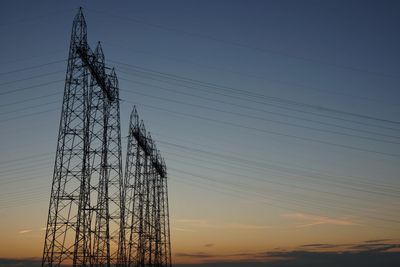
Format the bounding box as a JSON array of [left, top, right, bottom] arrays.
[[76, 45, 115, 101]]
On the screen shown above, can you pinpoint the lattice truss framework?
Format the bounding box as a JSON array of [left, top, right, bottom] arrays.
[[124, 107, 172, 267], [42, 9, 122, 267], [42, 8, 171, 267]]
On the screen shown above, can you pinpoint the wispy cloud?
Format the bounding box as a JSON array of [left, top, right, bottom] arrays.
[[172, 227, 196, 232], [349, 243, 400, 252], [18, 229, 32, 234], [175, 252, 214, 259], [281, 213, 358, 227], [175, 219, 272, 230], [364, 239, 392, 243], [173, 240, 400, 265], [301, 243, 342, 249]]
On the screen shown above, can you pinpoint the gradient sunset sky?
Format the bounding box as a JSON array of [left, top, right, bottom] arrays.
[[0, 0, 400, 265]]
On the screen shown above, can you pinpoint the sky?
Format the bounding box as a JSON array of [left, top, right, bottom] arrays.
[[0, 0, 400, 266]]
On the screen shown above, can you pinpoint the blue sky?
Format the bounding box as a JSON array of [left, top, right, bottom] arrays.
[[0, 0, 400, 265]]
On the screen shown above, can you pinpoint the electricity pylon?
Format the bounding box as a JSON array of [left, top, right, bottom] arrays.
[[42, 8, 171, 267], [124, 107, 172, 267], [42, 8, 124, 266]]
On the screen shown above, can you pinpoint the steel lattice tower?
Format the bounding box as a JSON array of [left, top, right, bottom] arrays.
[[42, 8, 125, 266], [124, 107, 172, 267]]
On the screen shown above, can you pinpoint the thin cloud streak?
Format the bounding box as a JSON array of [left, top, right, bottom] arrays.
[[175, 219, 273, 230], [18, 229, 32, 234], [173, 239, 400, 265], [173, 227, 196, 232], [281, 213, 358, 227]]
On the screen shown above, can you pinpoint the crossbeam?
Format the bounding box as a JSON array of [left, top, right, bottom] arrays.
[[76, 46, 115, 101]]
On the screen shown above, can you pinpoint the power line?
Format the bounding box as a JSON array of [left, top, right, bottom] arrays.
[[0, 80, 64, 96], [169, 168, 400, 222], [2, 152, 398, 227], [104, 41, 399, 107], [2, 136, 398, 200], [0, 69, 64, 86], [119, 76, 400, 140], [126, 100, 400, 159], [117, 67, 400, 133], [0, 48, 65, 65], [0, 160, 52, 176], [113, 60, 400, 126], [87, 8, 400, 80], [0, 100, 60, 116], [0, 59, 66, 76], [120, 86, 400, 145], [170, 176, 400, 232], [0, 144, 396, 230], [159, 143, 400, 196], [2, 122, 396, 205], [0, 152, 53, 166], [124, 68, 399, 132], [0, 8, 75, 28], [166, 154, 399, 203], [169, 167, 400, 226], [155, 136, 400, 195], [0, 107, 59, 123], [0, 91, 60, 108]]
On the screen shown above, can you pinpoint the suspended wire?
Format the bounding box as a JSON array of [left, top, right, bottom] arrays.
[[166, 154, 399, 204], [0, 69, 65, 86], [1, 150, 398, 229], [126, 71, 400, 133], [0, 59, 66, 76], [0, 160, 52, 176], [0, 152, 53, 166], [0, 91, 61, 108], [0, 100, 60, 116], [159, 142, 400, 196], [168, 167, 400, 226], [0, 16, 396, 232], [125, 100, 400, 159], [0, 80, 64, 96], [1, 111, 397, 204], [0, 107, 59, 123], [118, 76, 400, 140], [2, 124, 396, 203], [0, 118, 54, 136], [2, 144, 397, 202], [0, 48, 65, 65], [0, 57, 394, 197], [156, 136, 400, 195], [1, 162, 396, 231], [104, 41, 399, 107], [2, 140, 398, 202], [169, 168, 400, 222], [0, 8, 75, 28], [87, 8, 400, 80], [120, 86, 400, 145], [2, 188, 49, 201], [1, 173, 51, 186], [112, 61, 400, 128], [170, 176, 400, 232]]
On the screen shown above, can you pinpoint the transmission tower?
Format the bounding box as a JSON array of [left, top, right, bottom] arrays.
[[42, 8, 125, 266], [124, 107, 172, 267]]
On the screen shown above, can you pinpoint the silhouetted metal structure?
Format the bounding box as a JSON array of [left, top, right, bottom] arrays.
[[42, 8, 125, 266], [42, 8, 171, 267], [124, 107, 171, 267]]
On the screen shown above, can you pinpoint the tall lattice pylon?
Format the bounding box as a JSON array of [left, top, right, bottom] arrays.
[[124, 107, 172, 267], [42, 8, 125, 266]]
